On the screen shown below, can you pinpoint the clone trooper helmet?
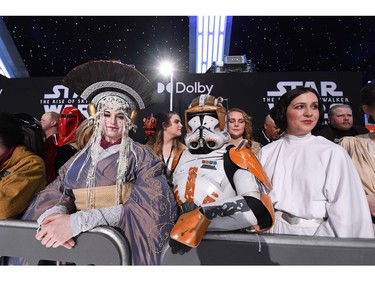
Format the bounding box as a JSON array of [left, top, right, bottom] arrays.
[[184, 94, 230, 154]]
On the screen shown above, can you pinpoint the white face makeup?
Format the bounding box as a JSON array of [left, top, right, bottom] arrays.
[[102, 109, 125, 143]]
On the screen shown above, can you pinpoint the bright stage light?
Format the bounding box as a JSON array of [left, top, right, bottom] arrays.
[[159, 62, 174, 76]]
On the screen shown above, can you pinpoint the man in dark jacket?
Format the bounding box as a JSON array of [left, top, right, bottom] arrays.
[[313, 104, 369, 143], [254, 113, 281, 146]]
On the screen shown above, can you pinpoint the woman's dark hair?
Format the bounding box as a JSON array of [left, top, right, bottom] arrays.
[[155, 111, 174, 133], [16, 112, 46, 158], [20, 125, 46, 158], [147, 111, 184, 159], [147, 111, 173, 147], [360, 82, 375, 109], [272, 87, 324, 133], [0, 112, 23, 148], [0, 112, 46, 158], [360, 82, 375, 123]]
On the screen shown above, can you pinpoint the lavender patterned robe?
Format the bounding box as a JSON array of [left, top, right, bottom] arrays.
[[22, 141, 178, 265]]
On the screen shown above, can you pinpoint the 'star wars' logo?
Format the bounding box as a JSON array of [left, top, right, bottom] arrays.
[[265, 81, 349, 106], [157, 81, 214, 95], [267, 81, 343, 97], [40, 85, 89, 117], [264, 81, 350, 121]]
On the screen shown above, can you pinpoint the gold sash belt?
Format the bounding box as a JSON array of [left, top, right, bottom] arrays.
[[72, 182, 133, 211]]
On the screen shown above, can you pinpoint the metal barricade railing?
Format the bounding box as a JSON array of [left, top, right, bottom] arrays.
[[0, 220, 131, 265], [3, 221, 375, 266], [161, 231, 375, 265]]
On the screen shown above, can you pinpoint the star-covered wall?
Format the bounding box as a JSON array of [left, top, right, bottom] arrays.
[[2, 16, 190, 77], [230, 16, 375, 76], [2, 16, 375, 82]]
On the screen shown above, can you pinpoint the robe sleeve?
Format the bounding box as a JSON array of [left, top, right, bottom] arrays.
[[314, 146, 374, 238], [21, 156, 76, 221]]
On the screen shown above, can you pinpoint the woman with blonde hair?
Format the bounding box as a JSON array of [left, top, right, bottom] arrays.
[[227, 107, 262, 154]]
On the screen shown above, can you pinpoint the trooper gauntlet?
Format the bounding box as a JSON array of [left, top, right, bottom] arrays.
[[169, 202, 211, 254]]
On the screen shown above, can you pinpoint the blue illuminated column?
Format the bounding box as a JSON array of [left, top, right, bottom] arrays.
[[189, 16, 233, 73], [0, 18, 29, 78], [0, 58, 11, 78]]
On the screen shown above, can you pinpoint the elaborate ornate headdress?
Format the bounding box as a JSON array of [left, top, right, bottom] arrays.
[[62, 60, 156, 207], [62, 60, 155, 119]]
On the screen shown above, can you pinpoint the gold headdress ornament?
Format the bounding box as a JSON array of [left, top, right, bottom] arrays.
[[62, 60, 156, 124]]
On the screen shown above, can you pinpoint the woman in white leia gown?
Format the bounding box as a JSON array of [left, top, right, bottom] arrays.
[[258, 87, 374, 238]]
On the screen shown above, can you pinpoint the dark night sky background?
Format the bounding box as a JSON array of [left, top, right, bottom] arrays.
[[2, 15, 375, 82]]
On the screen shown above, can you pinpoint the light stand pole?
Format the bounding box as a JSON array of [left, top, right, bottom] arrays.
[[169, 71, 174, 111], [159, 61, 174, 112]]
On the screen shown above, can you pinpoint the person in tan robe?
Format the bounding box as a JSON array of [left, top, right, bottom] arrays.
[[339, 82, 375, 225]]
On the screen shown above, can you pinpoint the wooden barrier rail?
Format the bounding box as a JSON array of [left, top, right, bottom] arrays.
[[0, 220, 131, 265]]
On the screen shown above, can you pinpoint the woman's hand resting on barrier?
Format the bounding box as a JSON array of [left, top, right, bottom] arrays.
[[35, 213, 75, 249]]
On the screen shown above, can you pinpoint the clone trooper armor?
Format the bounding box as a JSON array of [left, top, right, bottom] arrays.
[[169, 94, 274, 253]]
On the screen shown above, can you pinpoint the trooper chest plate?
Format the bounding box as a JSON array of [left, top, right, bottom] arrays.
[[172, 149, 235, 206]]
